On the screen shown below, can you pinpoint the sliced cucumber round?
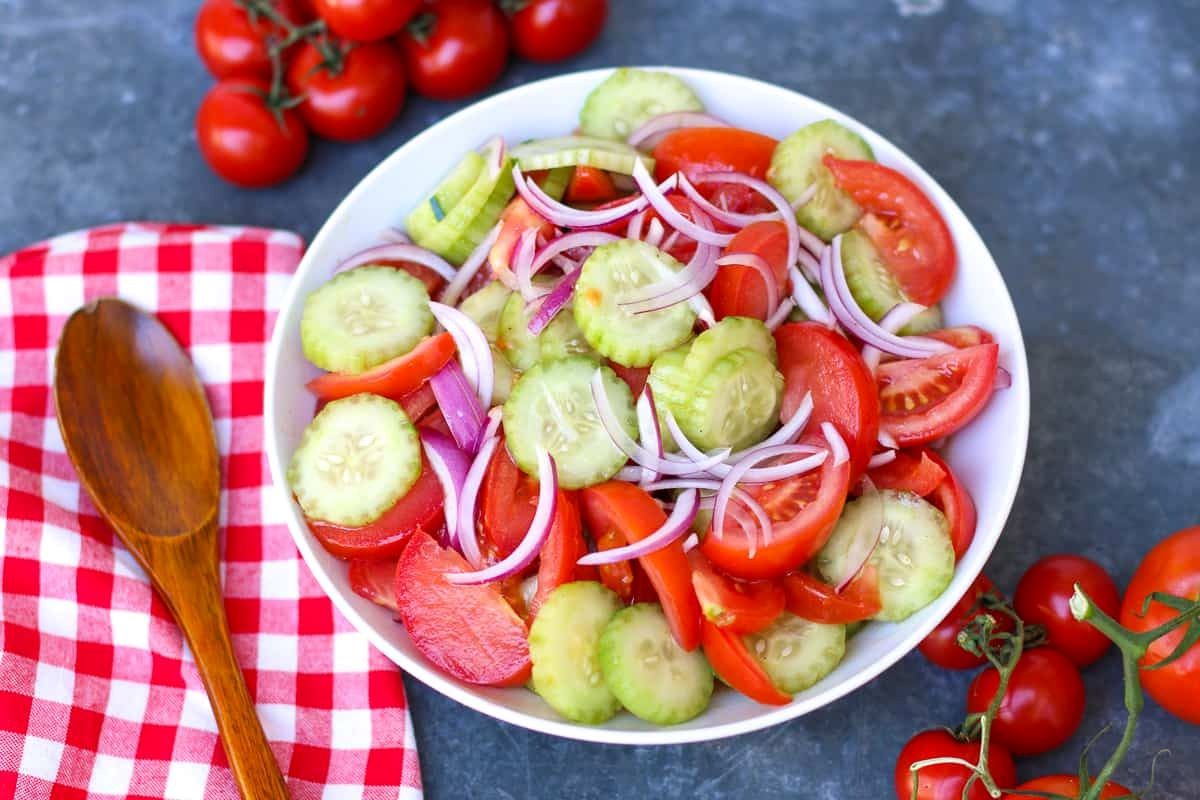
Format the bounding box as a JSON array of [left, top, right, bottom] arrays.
[[677, 348, 783, 451], [511, 136, 654, 175], [537, 166, 572, 201], [503, 356, 634, 489], [419, 143, 515, 264], [491, 346, 516, 404], [841, 229, 943, 334], [645, 346, 693, 453], [580, 68, 705, 140], [458, 280, 513, 344], [496, 289, 594, 371], [529, 581, 623, 724], [768, 119, 874, 241], [300, 266, 433, 374], [684, 316, 777, 377], [573, 239, 697, 367], [817, 489, 955, 622], [405, 151, 485, 246], [597, 603, 713, 725], [442, 165, 516, 265], [744, 613, 845, 694], [287, 394, 421, 527]]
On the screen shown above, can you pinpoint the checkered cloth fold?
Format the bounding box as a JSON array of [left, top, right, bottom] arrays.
[[0, 223, 422, 800]]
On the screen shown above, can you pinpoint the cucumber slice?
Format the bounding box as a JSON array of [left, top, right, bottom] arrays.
[[580, 68, 705, 140], [287, 394, 421, 527], [491, 346, 516, 404], [441, 165, 516, 265], [300, 267, 433, 374], [503, 357, 634, 489], [768, 119, 875, 241], [683, 316, 776, 377], [817, 490, 955, 622], [677, 348, 783, 451], [417, 144, 515, 264], [597, 604, 713, 725], [405, 151, 485, 246], [538, 167, 572, 201], [458, 281, 513, 343], [744, 613, 845, 694], [645, 346, 693, 453], [840, 230, 943, 335], [573, 240, 697, 367], [511, 136, 654, 175], [528, 581, 623, 724], [496, 290, 595, 371]]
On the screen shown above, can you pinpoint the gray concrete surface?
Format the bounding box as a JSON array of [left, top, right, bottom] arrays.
[[2, 0, 1199, 796]]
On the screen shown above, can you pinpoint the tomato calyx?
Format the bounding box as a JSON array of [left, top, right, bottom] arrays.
[[497, 0, 531, 14], [404, 12, 437, 45]]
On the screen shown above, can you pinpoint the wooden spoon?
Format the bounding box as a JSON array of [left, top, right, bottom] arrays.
[[55, 298, 289, 800]]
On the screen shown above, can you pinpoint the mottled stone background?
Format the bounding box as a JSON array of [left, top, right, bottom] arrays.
[[2, 0, 1198, 796]]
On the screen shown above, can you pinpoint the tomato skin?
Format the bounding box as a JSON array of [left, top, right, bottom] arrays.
[[580, 482, 701, 651], [1014, 554, 1120, 668], [918, 574, 1012, 670], [196, 79, 309, 188], [652, 127, 778, 184], [508, 0, 607, 62], [894, 729, 1016, 800], [397, 381, 438, 423], [399, 0, 510, 101], [348, 558, 400, 611], [867, 449, 946, 497], [313, 0, 421, 40], [529, 492, 587, 616], [922, 449, 977, 560], [1119, 526, 1200, 724], [195, 0, 309, 80], [966, 647, 1085, 756], [782, 571, 881, 624], [689, 552, 785, 634], [478, 446, 541, 559], [608, 362, 649, 397], [707, 221, 789, 322], [824, 156, 957, 307], [286, 39, 407, 141], [306, 333, 455, 401], [877, 343, 999, 448], [565, 165, 619, 204], [395, 531, 532, 686], [923, 325, 995, 349], [490, 197, 554, 283], [1009, 775, 1131, 799], [775, 322, 880, 482], [700, 621, 791, 706]]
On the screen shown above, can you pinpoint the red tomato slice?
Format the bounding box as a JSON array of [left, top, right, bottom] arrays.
[[348, 558, 400, 611], [397, 381, 438, 423], [775, 322, 880, 483], [922, 449, 977, 560], [652, 127, 777, 184], [706, 220, 789, 322], [923, 325, 995, 349], [580, 482, 701, 650], [592, 527, 658, 605], [490, 197, 554, 283], [478, 445, 541, 560], [867, 448, 946, 497], [565, 165, 619, 204], [823, 156, 957, 306], [529, 492, 587, 616], [689, 551, 785, 634], [394, 531, 532, 686], [700, 434, 852, 580], [877, 343, 999, 447], [306, 333, 456, 402], [608, 362, 650, 397], [700, 620, 791, 706], [782, 570, 881, 624]]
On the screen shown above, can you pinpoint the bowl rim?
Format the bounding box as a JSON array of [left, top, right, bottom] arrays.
[[264, 66, 1030, 745]]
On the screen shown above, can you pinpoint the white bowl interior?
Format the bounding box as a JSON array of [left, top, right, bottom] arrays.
[[264, 68, 1029, 745]]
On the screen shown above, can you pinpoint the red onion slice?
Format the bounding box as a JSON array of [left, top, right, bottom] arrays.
[[765, 298, 796, 331], [632, 161, 732, 247], [513, 164, 673, 229], [626, 210, 648, 240], [620, 203, 719, 310], [878, 429, 899, 450], [456, 433, 499, 568], [790, 183, 818, 211], [577, 489, 699, 566], [787, 265, 835, 327], [512, 228, 543, 302], [333, 243, 457, 281], [833, 477, 884, 592], [482, 136, 506, 180], [531, 231, 619, 277], [626, 111, 730, 149], [867, 450, 897, 469], [636, 386, 664, 484], [419, 429, 471, 552], [440, 222, 502, 306], [862, 301, 929, 374], [995, 366, 1013, 390], [822, 422, 849, 467], [430, 301, 494, 410], [381, 227, 411, 245], [448, 449, 558, 584], [430, 361, 487, 454], [795, 247, 822, 284], [527, 267, 582, 336], [693, 171, 808, 270], [716, 253, 779, 315], [676, 174, 778, 229], [644, 218, 666, 248], [682, 533, 700, 552], [660, 231, 681, 253], [642, 478, 772, 541]]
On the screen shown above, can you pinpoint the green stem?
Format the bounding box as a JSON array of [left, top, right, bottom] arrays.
[[1079, 651, 1143, 800]]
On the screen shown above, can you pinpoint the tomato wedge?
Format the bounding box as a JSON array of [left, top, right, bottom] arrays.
[[490, 197, 554, 282], [700, 434, 852, 580], [923, 325, 995, 349], [580, 482, 701, 650], [529, 492, 587, 616], [394, 531, 532, 686], [306, 333, 456, 402], [867, 448, 946, 497], [707, 220, 789, 322], [775, 322, 880, 482], [923, 449, 977, 559], [565, 165, 619, 204], [592, 527, 657, 604], [877, 343, 999, 447], [689, 551, 785, 634], [348, 558, 400, 611], [700, 620, 790, 706], [782, 570, 881, 624], [397, 381, 438, 423], [652, 127, 777, 184], [823, 156, 956, 306], [478, 445, 541, 559], [608, 361, 650, 397]]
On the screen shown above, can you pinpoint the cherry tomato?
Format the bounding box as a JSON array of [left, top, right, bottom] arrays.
[[966, 647, 1085, 756], [286, 39, 407, 141], [868, 449, 946, 497], [399, 0, 510, 101], [528, 492, 587, 616], [782, 570, 881, 624], [580, 482, 701, 651], [700, 620, 791, 706], [196, 78, 309, 188], [918, 574, 1013, 670], [348, 558, 399, 611], [922, 449, 977, 560], [652, 128, 777, 185], [894, 729, 1016, 800], [775, 322, 880, 482], [700, 433, 852, 580], [508, 0, 607, 63], [305, 453, 444, 559], [877, 343, 999, 448], [312, 0, 421, 40], [1119, 526, 1200, 724], [565, 166, 619, 205], [1014, 554, 1121, 668], [478, 445, 541, 559], [194, 0, 310, 80], [1010, 775, 1131, 799], [689, 552, 785, 634], [823, 156, 957, 307], [706, 220, 789, 321], [591, 527, 657, 605], [306, 333, 455, 401], [394, 531, 532, 686]]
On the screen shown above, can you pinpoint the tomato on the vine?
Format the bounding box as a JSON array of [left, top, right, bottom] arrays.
[[399, 0, 510, 101], [507, 0, 607, 63], [286, 39, 407, 141], [965, 647, 1085, 757], [195, 78, 309, 188], [1014, 554, 1120, 668], [918, 574, 1012, 670], [893, 729, 1016, 800], [313, 0, 421, 41], [195, 0, 311, 80]]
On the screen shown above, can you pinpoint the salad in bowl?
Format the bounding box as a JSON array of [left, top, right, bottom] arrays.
[[268, 67, 1025, 739]]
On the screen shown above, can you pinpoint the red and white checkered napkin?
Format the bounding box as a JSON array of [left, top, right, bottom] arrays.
[[0, 223, 422, 800]]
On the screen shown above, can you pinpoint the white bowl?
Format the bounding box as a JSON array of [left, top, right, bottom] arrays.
[[264, 67, 1029, 745]]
